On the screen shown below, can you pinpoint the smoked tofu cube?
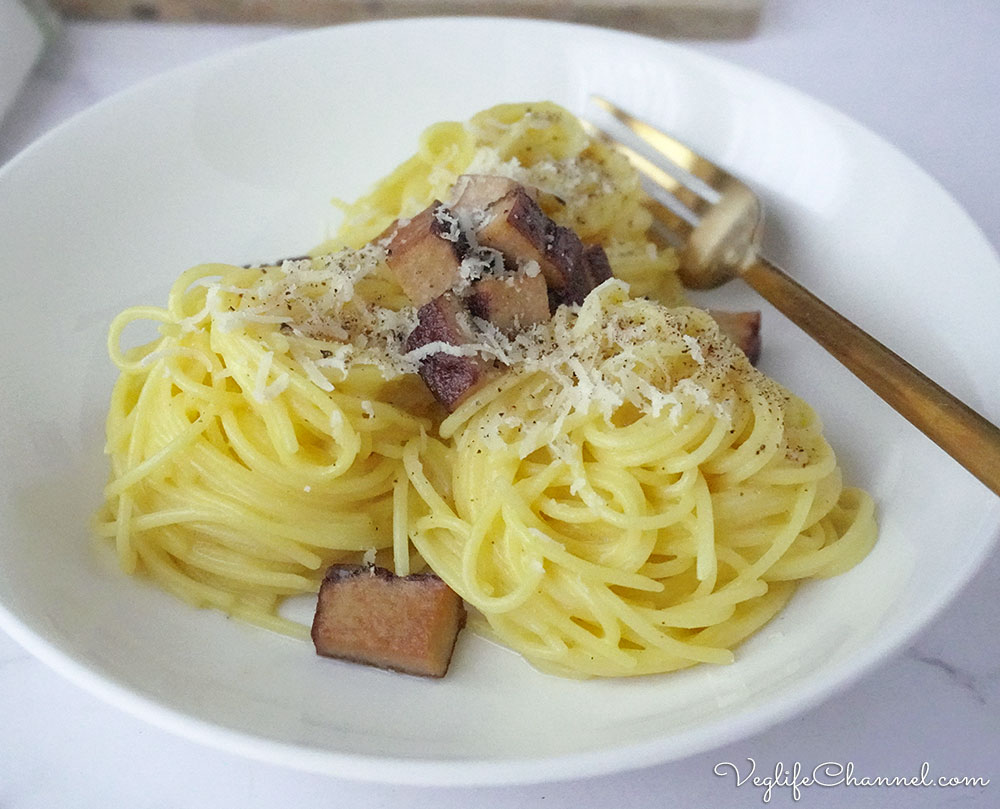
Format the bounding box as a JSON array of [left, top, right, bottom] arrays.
[[312, 565, 467, 678], [477, 188, 562, 285], [581, 243, 613, 288], [466, 268, 551, 336], [544, 225, 587, 306], [542, 230, 613, 309], [449, 174, 531, 219], [405, 294, 492, 411], [384, 202, 466, 306], [709, 310, 762, 365], [476, 189, 607, 310]]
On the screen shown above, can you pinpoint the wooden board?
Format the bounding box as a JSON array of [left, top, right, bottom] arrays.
[[51, 0, 764, 38]]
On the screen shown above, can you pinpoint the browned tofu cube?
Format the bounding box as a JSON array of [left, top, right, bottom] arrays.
[[405, 294, 492, 411], [581, 243, 613, 288], [709, 310, 762, 365], [311, 565, 467, 678], [466, 268, 551, 336], [544, 225, 587, 307], [476, 189, 610, 310], [384, 202, 467, 306], [449, 174, 530, 218], [477, 188, 561, 283]]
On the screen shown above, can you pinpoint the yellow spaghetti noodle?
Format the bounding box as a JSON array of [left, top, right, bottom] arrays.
[[402, 284, 875, 676], [319, 101, 684, 306], [96, 102, 876, 676]]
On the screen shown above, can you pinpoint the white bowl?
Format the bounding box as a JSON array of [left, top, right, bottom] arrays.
[[1, 17, 998, 786]]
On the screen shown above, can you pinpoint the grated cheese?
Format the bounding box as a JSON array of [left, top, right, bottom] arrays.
[[250, 350, 291, 402], [196, 187, 762, 456], [453, 247, 504, 293], [520, 259, 541, 278], [432, 205, 463, 243], [682, 334, 705, 366], [252, 351, 274, 402]]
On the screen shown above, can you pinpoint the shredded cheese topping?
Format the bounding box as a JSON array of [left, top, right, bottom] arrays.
[[190, 244, 760, 453]]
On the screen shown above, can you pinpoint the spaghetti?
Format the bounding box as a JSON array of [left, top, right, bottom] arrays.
[[97, 102, 877, 676]]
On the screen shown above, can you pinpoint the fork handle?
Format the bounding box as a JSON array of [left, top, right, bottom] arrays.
[[740, 256, 1000, 497]]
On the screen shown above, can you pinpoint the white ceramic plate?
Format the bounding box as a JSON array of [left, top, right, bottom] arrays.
[[1, 18, 998, 787]]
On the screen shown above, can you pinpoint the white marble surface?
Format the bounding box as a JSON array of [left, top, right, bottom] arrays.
[[1, 1, 998, 806]]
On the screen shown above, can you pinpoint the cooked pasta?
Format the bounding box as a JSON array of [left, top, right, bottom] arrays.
[[99, 252, 435, 637], [319, 101, 685, 306], [402, 283, 875, 676], [96, 101, 876, 676]]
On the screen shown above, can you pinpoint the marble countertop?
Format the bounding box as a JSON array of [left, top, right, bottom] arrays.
[[1, 1, 998, 806]]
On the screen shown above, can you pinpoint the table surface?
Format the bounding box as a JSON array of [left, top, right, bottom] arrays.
[[1, 1, 998, 806]]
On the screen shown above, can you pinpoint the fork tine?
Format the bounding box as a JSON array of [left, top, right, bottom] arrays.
[[643, 200, 694, 249], [583, 106, 715, 226], [578, 119, 696, 242], [581, 121, 687, 199], [591, 95, 741, 194]]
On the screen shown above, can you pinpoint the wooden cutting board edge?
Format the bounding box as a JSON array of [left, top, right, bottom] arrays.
[[50, 0, 764, 39]]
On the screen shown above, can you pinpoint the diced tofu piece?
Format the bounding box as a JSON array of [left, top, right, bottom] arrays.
[[383, 202, 466, 306], [477, 188, 562, 284], [466, 268, 551, 336], [581, 244, 613, 288], [476, 189, 609, 310], [311, 564, 466, 678], [544, 231, 614, 308], [405, 294, 492, 410], [709, 310, 762, 365], [544, 225, 587, 306], [449, 175, 533, 219]]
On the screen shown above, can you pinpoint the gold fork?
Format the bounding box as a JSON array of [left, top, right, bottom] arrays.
[[589, 95, 1000, 497]]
